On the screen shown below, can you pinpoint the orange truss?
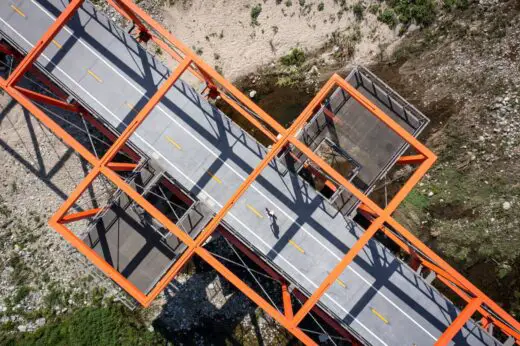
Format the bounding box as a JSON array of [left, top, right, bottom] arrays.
[[0, 1, 518, 345]]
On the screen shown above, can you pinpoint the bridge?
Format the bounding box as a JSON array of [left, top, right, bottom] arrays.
[[0, 1, 519, 345]]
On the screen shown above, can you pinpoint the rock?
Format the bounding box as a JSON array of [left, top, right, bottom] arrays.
[[502, 201, 511, 210], [249, 90, 257, 98], [407, 23, 420, 33], [318, 334, 329, 342], [35, 318, 46, 327], [148, 325, 154, 332], [17, 325, 27, 332], [427, 191, 434, 197], [430, 229, 441, 237], [308, 65, 319, 76]]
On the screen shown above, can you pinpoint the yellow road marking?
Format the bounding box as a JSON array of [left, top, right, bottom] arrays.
[[87, 69, 103, 83], [52, 39, 62, 49], [11, 5, 26, 17], [246, 204, 264, 218], [165, 135, 182, 150], [206, 170, 222, 184], [370, 308, 389, 324], [336, 278, 347, 288], [288, 240, 305, 254]]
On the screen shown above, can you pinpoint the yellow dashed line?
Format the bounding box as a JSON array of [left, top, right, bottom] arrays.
[[370, 308, 389, 324], [11, 5, 26, 17], [246, 204, 264, 218], [52, 39, 62, 49], [165, 135, 182, 150], [206, 170, 222, 184], [336, 278, 347, 288], [288, 240, 305, 254], [87, 69, 103, 83]]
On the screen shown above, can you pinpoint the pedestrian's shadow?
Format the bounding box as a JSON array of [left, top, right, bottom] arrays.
[[266, 208, 280, 239]]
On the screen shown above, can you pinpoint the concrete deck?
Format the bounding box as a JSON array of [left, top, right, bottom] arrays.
[[0, 1, 501, 345]]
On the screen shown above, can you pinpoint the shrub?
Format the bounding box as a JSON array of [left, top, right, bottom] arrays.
[[388, 0, 436, 26], [317, 2, 324, 11], [378, 8, 397, 28], [280, 48, 306, 67], [353, 2, 364, 20], [251, 4, 262, 25], [0, 306, 164, 345]]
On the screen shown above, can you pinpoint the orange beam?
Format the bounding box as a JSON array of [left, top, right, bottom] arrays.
[[51, 220, 148, 304], [387, 217, 520, 336], [108, 0, 149, 38], [6, 0, 84, 87], [0, 78, 98, 166], [98, 58, 191, 170], [396, 154, 427, 165], [113, 0, 287, 136], [106, 162, 137, 171], [60, 208, 102, 223], [13, 86, 79, 112], [156, 77, 338, 298], [322, 107, 343, 124], [291, 218, 383, 326], [435, 298, 482, 346], [282, 281, 294, 319], [194, 247, 317, 345], [437, 275, 520, 341], [219, 92, 278, 142]]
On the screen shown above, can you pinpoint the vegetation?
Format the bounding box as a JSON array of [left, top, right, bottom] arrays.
[[353, 2, 364, 20], [280, 48, 305, 67], [378, 8, 398, 28], [250, 4, 262, 26], [317, 2, 324, 11], [0, 305, 164, 346]]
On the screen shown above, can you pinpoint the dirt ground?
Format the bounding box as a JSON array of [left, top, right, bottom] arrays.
[[368, 0, 520, 317], [161, 0, 398, 79]]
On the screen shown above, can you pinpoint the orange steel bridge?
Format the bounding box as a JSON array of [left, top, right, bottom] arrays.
[[0, 1, 518, 345]]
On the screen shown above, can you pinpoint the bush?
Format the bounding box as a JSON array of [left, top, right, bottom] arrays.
[[1, 306, 164, 346], [13, 285, 31, 304], [317, 2, 324, 11], [280, 48, 306, 67], [251, 4, 262, 26], [388, 0, 436, 26], [353, 2, 364, 20], [378, 8, 397, 28]]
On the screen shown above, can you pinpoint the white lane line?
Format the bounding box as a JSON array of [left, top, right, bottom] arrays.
[[12, 3, 438, 342]]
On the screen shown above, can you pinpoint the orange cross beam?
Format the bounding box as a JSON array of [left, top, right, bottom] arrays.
[[397, 154, 427, 165], [6, 0, 85, 87], [60, 208, 102, 223], [0, 77, 98, 166], [14, 86, 80, 112], [106, 162, 138, 171], [435, 297, 483, 346], [282, 281, 294, 319]]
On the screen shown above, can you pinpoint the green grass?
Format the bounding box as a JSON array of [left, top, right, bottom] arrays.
[[404, 189, 430, 212], [250, 4, 262, 26], [353, 2, 364, 20], [388, 0, 436, 26], [0, 306, 164, 346], [378, 8, 398, 28], [12, 285, 31, 305], [280, 48, 305, 67]]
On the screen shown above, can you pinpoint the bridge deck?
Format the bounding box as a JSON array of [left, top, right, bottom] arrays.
[[0, 1, 500, 345]]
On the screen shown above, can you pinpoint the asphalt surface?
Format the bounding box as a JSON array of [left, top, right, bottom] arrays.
[[0, 1, 502, 345]]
